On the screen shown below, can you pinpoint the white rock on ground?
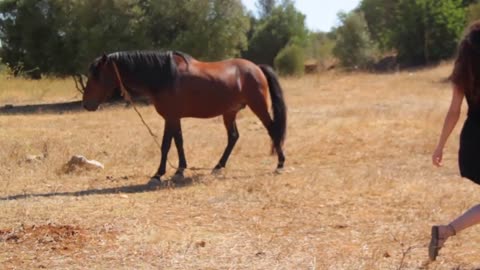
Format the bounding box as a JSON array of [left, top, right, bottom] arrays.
[[25, 154, 45, 163], [64, 155, 104, 173]]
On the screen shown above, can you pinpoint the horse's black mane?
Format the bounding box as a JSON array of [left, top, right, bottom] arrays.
[[90, 50, 191, 90]]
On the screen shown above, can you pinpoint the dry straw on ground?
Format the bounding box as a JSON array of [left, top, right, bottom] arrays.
[[1, 65, 480, 269]]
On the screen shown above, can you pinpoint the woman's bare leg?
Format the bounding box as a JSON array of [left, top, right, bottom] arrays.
[[430, 203, 480, 260]]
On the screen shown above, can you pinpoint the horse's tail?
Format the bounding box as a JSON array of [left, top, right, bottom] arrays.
[[258, 65, 287, 153]]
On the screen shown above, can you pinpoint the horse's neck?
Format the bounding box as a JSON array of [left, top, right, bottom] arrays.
[[122, 80, 150, 97]]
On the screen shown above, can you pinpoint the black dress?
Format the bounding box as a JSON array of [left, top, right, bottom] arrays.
[[459, 95, 480, 184]]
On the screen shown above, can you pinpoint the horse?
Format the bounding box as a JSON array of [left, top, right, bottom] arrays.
[[82, 51, 287, 180]]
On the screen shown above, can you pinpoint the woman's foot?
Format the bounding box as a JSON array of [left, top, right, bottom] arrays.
[[428, 224, 456, 261]]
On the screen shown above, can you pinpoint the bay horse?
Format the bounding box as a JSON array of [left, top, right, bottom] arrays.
[[82, 51, 287, 180]]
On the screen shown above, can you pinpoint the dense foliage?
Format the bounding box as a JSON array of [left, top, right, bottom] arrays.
[[1, 0, 479, 77], [0, 0, 253, 77], [242, 0, 307, 67], [358, 0, 466, 66], [332, 11, 377, 68], [393, 0, 465, 65]]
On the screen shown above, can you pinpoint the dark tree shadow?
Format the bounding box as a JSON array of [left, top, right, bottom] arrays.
[[0, 98, 149, 115], [0, 101, 84, 115]]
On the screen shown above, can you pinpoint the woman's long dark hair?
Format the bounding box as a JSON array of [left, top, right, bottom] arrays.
[[451, 22, 480, 104]]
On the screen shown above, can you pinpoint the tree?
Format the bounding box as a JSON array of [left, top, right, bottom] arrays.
[[68, 0, 150, 74], [304, 32, 335, 67], [177, 0, 250, 60], [359, 0, 399, 50], [0, 0, 72, 77], [0, 0, 149, 77], [257, 0, 276, 17], [392, 0, 465, 65], [333, 11, 377, 68], [359, 0, 467, 66], [141, 0, 250, 61], [463, 0, 478, 6], [243, 1, 308, 66], [0, 0, 251, 76]]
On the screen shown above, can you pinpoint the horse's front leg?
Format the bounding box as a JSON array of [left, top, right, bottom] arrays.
[[153, 120, 175, 180]]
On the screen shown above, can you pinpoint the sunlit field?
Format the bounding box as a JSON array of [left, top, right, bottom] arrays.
[[0, 75, 79, 104], [1, 65, 479, 269]]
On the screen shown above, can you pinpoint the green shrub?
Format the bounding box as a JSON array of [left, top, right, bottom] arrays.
[[333, 11, 377, 69], [274, 44, 305, 76], [244, 2, 308, 66], [305, 32, 336, 68]]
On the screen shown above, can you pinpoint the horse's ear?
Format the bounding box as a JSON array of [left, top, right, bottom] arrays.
[[101, 53, 107, 64]]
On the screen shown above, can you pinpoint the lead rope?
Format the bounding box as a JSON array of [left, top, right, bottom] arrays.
[[111, 61, 178, 170]]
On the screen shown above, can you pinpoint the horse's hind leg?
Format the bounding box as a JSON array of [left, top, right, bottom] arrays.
[[213, 112, 239, 172], [272, 140, 285, 170], [246, 94, 285, 170]]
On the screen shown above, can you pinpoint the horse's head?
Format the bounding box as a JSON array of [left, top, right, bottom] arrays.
[[82, 54, 118, 111]]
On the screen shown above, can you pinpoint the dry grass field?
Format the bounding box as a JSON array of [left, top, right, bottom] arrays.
[[1, 65, 480, 269]]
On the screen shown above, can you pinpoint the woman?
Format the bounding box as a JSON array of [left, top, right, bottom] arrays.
[[430, 22, 480, 261]]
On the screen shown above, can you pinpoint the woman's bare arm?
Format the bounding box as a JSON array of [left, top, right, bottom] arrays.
[[432, 87, 464, 167]]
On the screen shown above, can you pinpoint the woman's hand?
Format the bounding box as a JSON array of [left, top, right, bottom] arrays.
[[432, 146, 443, 167]]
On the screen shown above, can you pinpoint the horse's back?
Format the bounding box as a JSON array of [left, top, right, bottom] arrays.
[[191, 58, 262, 78], [153, 57, 269, 119], [185, 57, 267, 93], [200, 58, 272, 121]]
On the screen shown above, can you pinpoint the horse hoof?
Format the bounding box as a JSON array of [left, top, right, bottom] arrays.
[[211, 167, 224, 175], [148, 176, 162, 187], [174, 169, 185, 178], [171, 175, 192, 186], [274, 168, 284, 175], [171, 172, 184, 182]]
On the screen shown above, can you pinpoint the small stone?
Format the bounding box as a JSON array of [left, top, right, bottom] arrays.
[[255, 251, 266, 257], [25, 154, 44, 163], [63, 155, 104, 173], [195, 241, 206, 248]]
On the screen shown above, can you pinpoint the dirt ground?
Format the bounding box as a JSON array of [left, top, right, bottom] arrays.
[[1, 65, 480, 269]]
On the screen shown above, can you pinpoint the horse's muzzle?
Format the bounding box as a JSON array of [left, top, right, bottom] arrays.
[[82, 101, 99, 111]]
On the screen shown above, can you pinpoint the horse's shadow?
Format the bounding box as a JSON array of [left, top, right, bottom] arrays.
[[0, 169, 279, 202], [0, 175, 198, 201]]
